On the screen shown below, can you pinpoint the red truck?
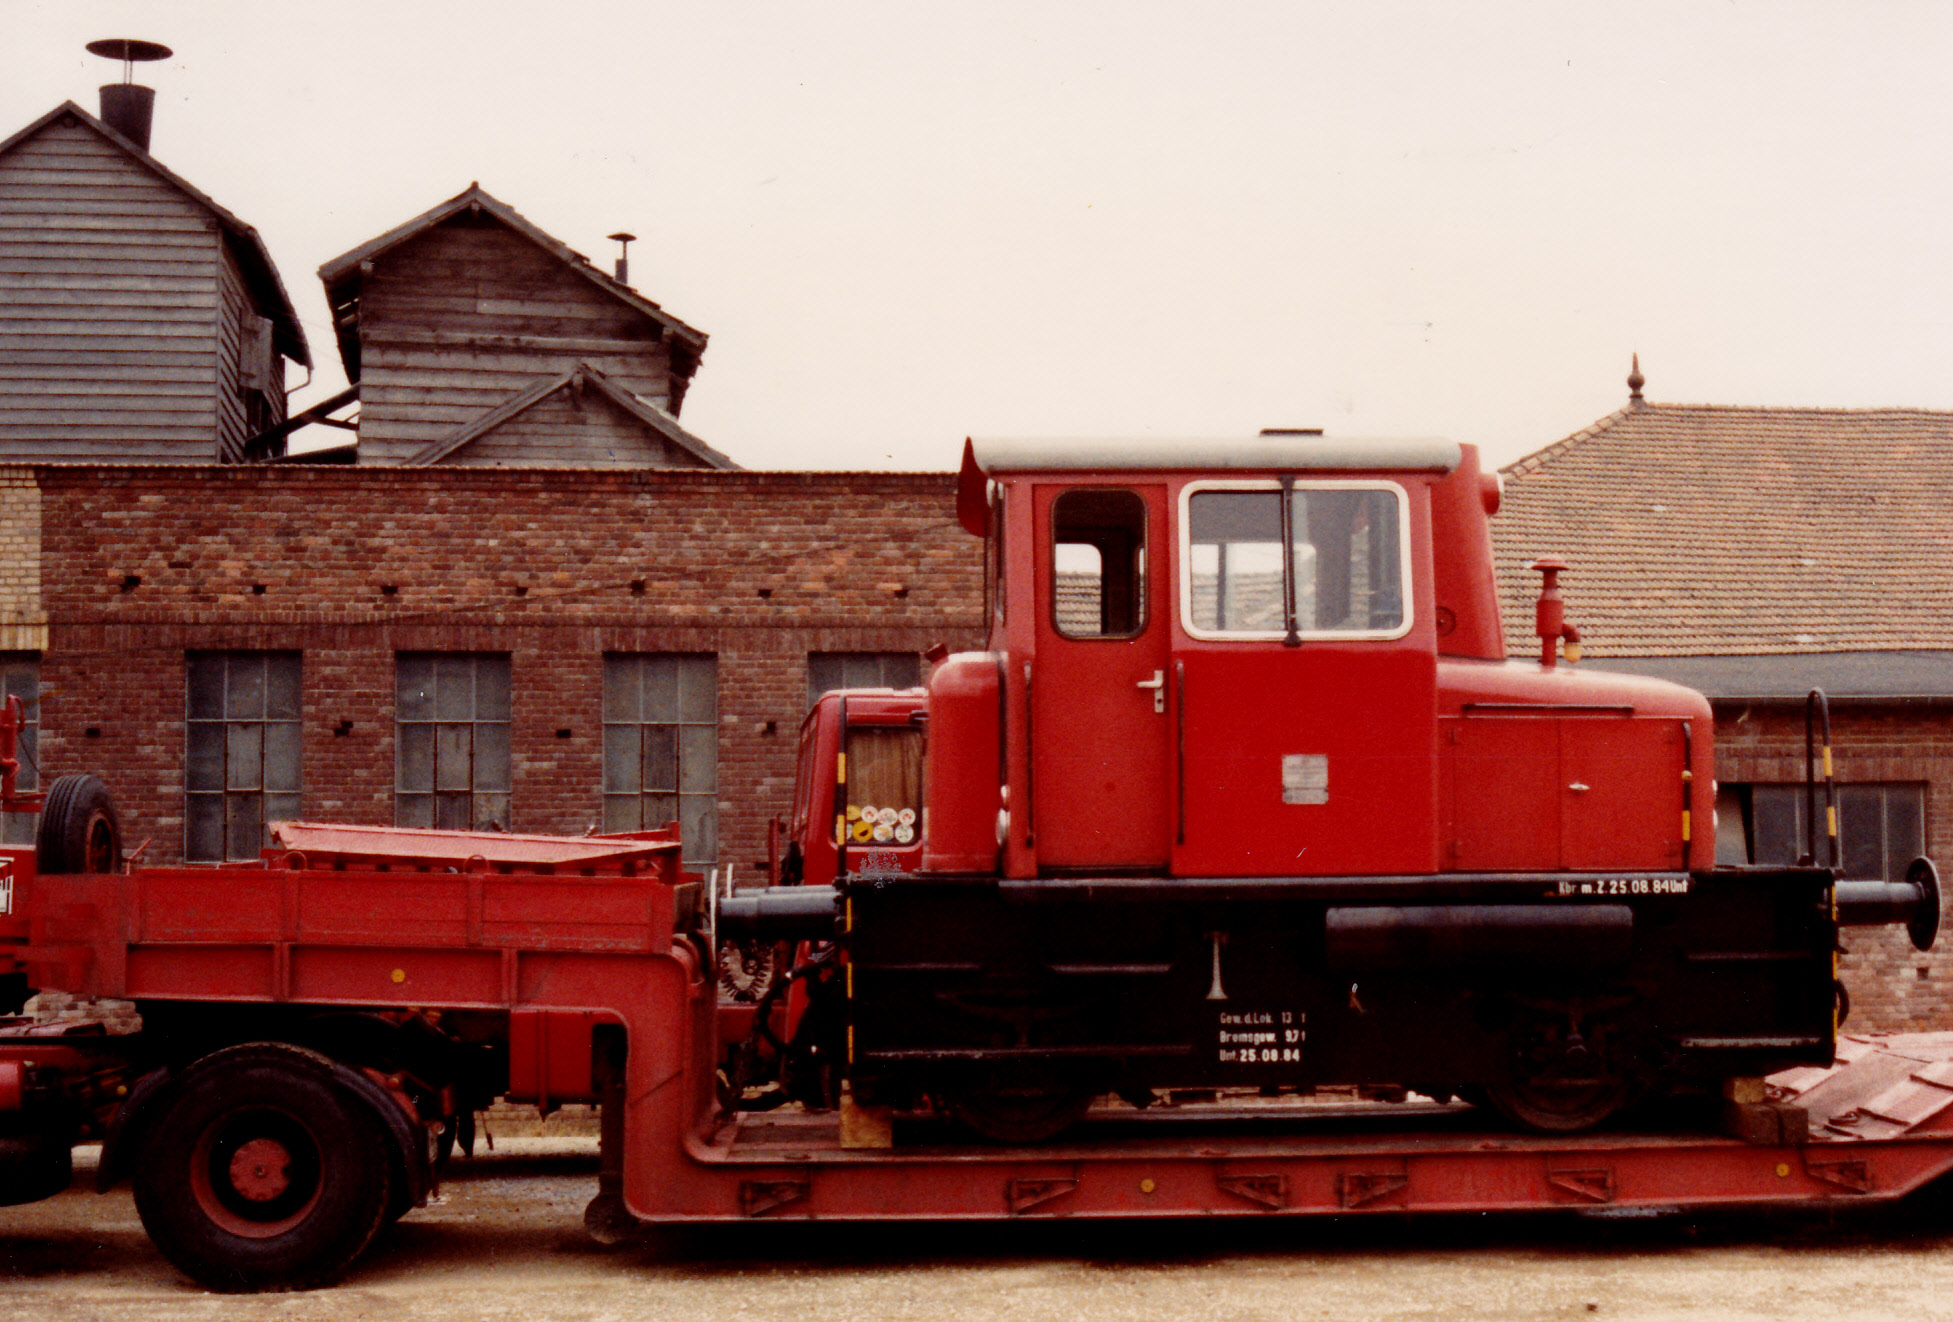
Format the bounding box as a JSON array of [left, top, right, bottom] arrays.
[[1, 434, 1945, 1292]]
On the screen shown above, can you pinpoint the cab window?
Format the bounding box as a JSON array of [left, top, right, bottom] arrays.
[[1184, 482, 1407, 639], [1052, 489, 1147, 639], [842, 727, 923, 846]]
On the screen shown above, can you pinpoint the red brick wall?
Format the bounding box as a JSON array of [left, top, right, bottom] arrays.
[[35, 465, 984, 874], [1716, 700, 1953, 1031]]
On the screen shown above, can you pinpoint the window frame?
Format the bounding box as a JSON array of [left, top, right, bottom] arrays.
[[1177, 478, 1414, 643], [1048, 486, 1151, 642], [1718, 780, 1926, 884], [806, 652, 923, 710], [602, 652, 719, 866], [185, 650, 303, 862], [393, 653, 512, 833]]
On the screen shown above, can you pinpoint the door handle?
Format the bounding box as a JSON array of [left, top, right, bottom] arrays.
[[1136, 670, 1165, 713]]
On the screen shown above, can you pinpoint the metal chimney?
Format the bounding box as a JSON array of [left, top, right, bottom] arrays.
[[608, 232, 636, 285], [86, 38, 173, 152]]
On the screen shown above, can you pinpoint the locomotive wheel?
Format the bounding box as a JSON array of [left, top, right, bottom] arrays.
[[35, 773, 121, 875], [133, 1045, 392, 1292], [945, 1083, 1096, 1143], [1484, 1071, 1630, 1133]]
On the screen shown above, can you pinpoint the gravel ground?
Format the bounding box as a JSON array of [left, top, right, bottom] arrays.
[[9, 1138, 1953, 1321]]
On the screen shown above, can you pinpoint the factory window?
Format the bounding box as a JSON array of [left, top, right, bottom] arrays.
[[806, 652, 922, 709], [1718, 782, 1925, 883], [0, 656, 37, 846], [186, 652, 302, 862], [395, 654, 510, 832], [604, 654, 717, 864]]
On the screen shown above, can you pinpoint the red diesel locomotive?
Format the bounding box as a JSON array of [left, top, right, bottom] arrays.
[[745, 434, 1938, 1139]]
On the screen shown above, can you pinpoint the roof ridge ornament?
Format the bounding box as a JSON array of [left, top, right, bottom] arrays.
[[1628, 353, 1646, 408]]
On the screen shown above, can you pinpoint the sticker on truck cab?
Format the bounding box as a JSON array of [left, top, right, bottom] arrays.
[[0, 858, 11, 915]]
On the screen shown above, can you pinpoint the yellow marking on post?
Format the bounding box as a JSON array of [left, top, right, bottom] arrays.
[[836, 752, 847, 784], [847, 960, 853, 997], [1682, 809, 1691, 842], [1822, 747, 1833, 778], [846, 894, 854, 934], [847, 1023, 854, 1064], [1828, 805, 1839, 839]]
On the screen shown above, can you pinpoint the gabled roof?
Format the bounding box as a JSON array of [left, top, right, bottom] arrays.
[[317, 183, 707, 383], [405, 361, 736, 469], [0, 101, 310, 367], [1494, 400, 1953, 658]]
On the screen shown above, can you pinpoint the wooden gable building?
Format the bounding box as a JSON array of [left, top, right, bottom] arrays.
[[317, 185, 732, 468], [0, 102, 309, 463]]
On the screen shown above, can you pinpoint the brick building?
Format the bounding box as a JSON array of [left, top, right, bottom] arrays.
[[1493, 366, 1953, 1031], [20, 463, 982, 874]]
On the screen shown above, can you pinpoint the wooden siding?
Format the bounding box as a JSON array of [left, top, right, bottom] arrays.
[[355, 218, 681, 466], [0, 118, 221, 461], [213, 242, 285, 461], [444, 386, 709, 468]]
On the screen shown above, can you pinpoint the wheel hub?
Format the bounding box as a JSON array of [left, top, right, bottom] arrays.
[[227, 1137, 293, 1202]]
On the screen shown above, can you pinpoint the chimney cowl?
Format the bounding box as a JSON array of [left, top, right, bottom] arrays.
[[86, 38, 172, 154]]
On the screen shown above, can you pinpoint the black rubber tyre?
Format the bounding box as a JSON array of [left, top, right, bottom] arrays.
[[36, 773, 121, 875], [132, 1044, 393, 1292]]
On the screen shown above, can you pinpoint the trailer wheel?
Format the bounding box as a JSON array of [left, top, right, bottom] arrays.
[[946, 1084, 1096, 1143], [133, 1046, 393, 1292], [36, 774, 121, 875]]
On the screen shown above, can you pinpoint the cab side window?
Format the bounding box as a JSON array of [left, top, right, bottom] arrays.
[[1052, 489, 1147, 639]]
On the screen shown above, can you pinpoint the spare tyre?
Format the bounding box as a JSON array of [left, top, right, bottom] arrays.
[[37, 774, 122, 875]]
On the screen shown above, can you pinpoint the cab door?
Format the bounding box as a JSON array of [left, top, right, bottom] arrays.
[[1030, 484, 1173, 870]]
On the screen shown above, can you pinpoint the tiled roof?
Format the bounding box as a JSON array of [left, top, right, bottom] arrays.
[[1493, 402, 1953, 657]]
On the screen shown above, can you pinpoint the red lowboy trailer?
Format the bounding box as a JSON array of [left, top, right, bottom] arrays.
[[2, 433, 1950, 1291], [6, 814, 1953, 1293]]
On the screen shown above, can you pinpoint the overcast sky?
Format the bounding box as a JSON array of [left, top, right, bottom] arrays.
[[10, 2, 1953, 471]]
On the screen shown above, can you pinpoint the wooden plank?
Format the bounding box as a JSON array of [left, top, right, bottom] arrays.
[[0, 198, 211, 219], [0, 426, 214, 443], [0, 230, 215, 250], [362, 328, 664, 355], [0, 343, 216, 367], [0, 379, 213, 397], [0, 257, 214, 276], [0, 182, 204, 202], [0, 365, 215, 385], [0, 313, 215, 333], [0, 403, 210, 423], [0, 168, 175, 190], [0, 271, 212, 292], [0, 213, 212, 233], [2, 286, 217, 309], [365, 349, 669, 379]]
